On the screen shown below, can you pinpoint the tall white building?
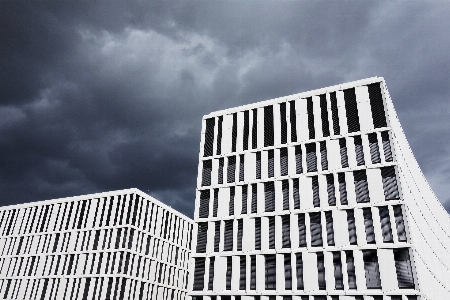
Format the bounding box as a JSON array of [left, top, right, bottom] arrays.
[[0, 188, 193, 300], [189, 77, 450, 300]]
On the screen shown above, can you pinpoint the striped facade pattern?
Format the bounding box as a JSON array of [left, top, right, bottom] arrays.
[[188, 77, 443, 300], [0, 188, 193, 300]]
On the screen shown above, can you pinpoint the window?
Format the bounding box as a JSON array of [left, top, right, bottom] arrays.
[[268, 150, 274, 178], [227, 156, 236, 183], [333, 252, 344, 290], [282, 180, 289, 210], [203, 118, 215, 157], [256, 152, 261, 179], [280, 102, 288, 144], [293, 178, 300, 209], [346, 251, 357, 289], [354, 136, 365, 166], [338, 173, 348, 205], [306, 143, 317, 172], [239, 256, 246, 290], [218, 158, 224, 184], [330, 92, 340, 135], [243, 110, 250, 150], [265, 182, 275, 212], [354, 170, 370, 203], [312, 176, 320, 207], [199, 190, 210, 219], [296, 253, 304, 290], [363, 208, 376, 244], [344, 88, 360, 133], [393, 205, 407, 242], [339, 138, 349, 168], [229, 187, 235, 216], [290, 101, 298, 142], [265, 255, 276, 290], [282, 215, 291, 248], [347, 210, 357, 245], [196, 223, 207, 253], [394, 248, 415, 289], [379, 206, 393, 243], [368, 82, 387, 128], [252, 109, 258, 149], [295, 145, 303, 174], [255, 218, 261, 250], [232, 113, 238, 152], [264, 105, 274, 147], [269, 216, 276, 249], [226, 256, 232, 290], [368, 133, 381, 164], [298, 214, 307, 247], [239, 154, 245, 182], [284, 254, 292, 290], [214, 221, 220, 252], [381, 166, 400, 200], [320, 141, 328, 171], [317, 252, 326, 290], [251, 184, 258, 213], [224, 220, 234, 251], [250, 255, 256, 290], [237, 219, 243, 251], [208, 257, 215, 290], [325, 211, 335, 246], [216, 116, 223, 155], [381, 131, 393, 162], [193, 258, 205, 290], [307, 97, 315, 139], [320, 94, 330, 137], [363, 250, 381, 289], [310, 212, 323, 247], [326, 174, 336, 206], [202, 160, 212, 186], [241, 185, 248, 214], [280, 147, 288, 176], [213, 189, 218, 217]]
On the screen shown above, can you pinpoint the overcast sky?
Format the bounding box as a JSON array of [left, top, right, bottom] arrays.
[[1, 1, 449, 218]]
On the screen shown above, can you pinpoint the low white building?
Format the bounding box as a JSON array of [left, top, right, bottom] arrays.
[[188, 77, 450, 300], [0, 188, 193, 300]]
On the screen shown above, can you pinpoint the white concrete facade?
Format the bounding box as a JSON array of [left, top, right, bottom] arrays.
[[0, 188, 193, 300], [189, 77, 450, 300]]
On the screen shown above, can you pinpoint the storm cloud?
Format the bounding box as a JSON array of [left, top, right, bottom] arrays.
[[1, 1, 449, 218]]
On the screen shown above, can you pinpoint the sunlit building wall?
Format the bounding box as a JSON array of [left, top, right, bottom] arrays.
[[189, 77, 450, 300], [0, 188, 193, 300]]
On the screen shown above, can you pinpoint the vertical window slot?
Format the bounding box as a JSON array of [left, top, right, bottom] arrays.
[[381, 166, 400, 200], [296, 253, 304, 290], [201, 160, 212, 187], [393, 205, 407, 242], [333, 252, 344, 290], [229, 187, 235, 216], [239, 154, 245, 182], [317, 252, 326, 290], [312, 176, 320, 208], [325, 211, 335, 246], [289, 100, 298, 142], [268, 150, 274, 178], [264, 106, 274, 147], [216, 116, 223, 155], [284, 254, 292, 290], [265, 182, 275, 212], [320, 141, 328, 171], [326, 174, 336, 206], [379, 206, 393, 243], [265, 255, 276, 290], [268, 216, 276, 249], [381, 131, 393, 162], [282, 180, 289, 211], [295, 145, 303, 174], [232, 113, 238, 152], [306, 143, 317, 172], [363, 208, 376, 244], [339, 138, 349, 168], [368, 82, 387, 129], [354, 170, 370, 203], [224, 220, 234, 251], [363, 250, 381, 289], [347, 210, 357, 245], [393, 248, 415, 289], [346, 251, 357, 289], [255, 218, 261, 250], [368, 133, 381, 164], [196, 223, 207, 253], [252, 109, 258, 149], [344, 88, 360, 133], [280, 102, 288, 144], [320, 94, 330, 137], [199, 190, 210, 219], [293, 178, 301, 210], [280, 147, 288, 176], [237, 219, 243, 251], [310, 212, 323, 247], [298, 214, 307, 247], [330, 92, 340, 135], [218, 158, 224, 184], [307, 97, 315, 139], [227, 156, 236, 183], [203, 118, 215, 157], [243, 110, 250, 150], [251, 184, 258, 214], [282, 215, 291, 248]]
